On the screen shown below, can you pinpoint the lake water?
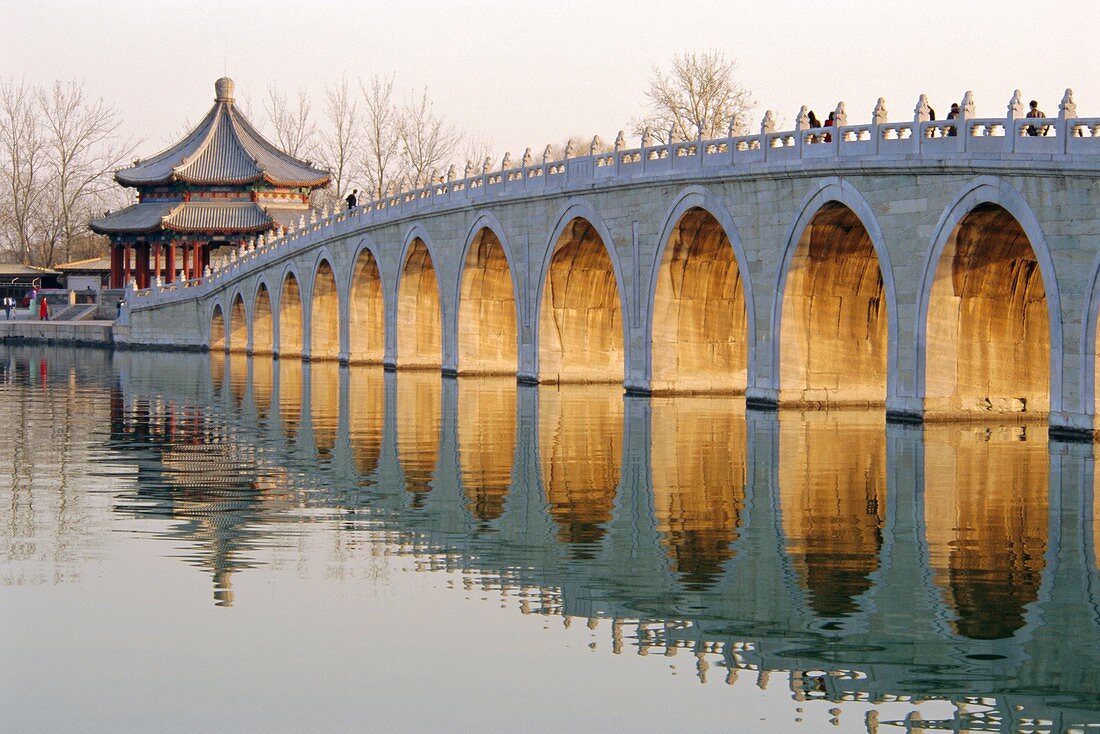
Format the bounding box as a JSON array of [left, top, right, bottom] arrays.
[[1, 344, 1098, 733]]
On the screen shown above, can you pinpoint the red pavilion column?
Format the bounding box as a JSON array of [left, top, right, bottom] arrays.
[[123, 245, 132, 286], [193, 242, 203, 281], [152, 243, 162, 285], [166, 241, 176, 284], [181, 243, 190, 281], [110, 244, 123, 289], [135, 243, 149, 289]]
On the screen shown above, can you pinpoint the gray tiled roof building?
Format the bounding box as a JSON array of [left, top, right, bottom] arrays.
[[90, 78, 330, 289]]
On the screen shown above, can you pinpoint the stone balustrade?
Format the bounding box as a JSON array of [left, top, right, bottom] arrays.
[[127, 90, 1100, 312]]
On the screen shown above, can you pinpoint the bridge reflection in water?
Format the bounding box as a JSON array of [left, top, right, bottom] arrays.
[[103, 348, 1100, 730]]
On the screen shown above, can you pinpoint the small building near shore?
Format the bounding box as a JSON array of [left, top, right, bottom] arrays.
[[89, 77, 330, 289], [0, 263, 62, 306], [54, 257, 112, 292]]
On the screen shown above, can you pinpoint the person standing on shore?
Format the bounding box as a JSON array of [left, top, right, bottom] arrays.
[[39, 297, 49, 321], [3, 297, 11, 320]]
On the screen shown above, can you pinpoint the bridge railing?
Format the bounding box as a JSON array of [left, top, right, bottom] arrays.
[[126, 92, 1100, 313]]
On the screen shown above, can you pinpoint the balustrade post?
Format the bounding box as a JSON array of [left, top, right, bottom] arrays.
[[795, 105, 809, 160], [760, 111, 775, 161], [1058, 88, 1077, 156], [958, 91, 975, 153], [872, 97, 888, 154], [1007, 89, 1024, 153]]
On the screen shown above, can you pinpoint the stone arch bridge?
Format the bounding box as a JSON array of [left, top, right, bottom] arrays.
[[120, 97, 1100, 435]]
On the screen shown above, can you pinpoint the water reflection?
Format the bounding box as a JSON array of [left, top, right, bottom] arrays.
[[397, 370, 441, 505], [309, 360, 340, 460], [925, 424, 1048, 640], [457, 376, 515, 522], [277, 357, 302, 439], [538, 384, 622, 554], [650, 396, 745, 590], [348, 365, 384, 476], [779, 411, 886, 618], [4, 345, 1100, 730]]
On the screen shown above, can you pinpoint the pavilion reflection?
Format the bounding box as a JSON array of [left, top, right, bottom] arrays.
[[347, 365, 384, 476], [924, 424, 1048, 640], [277, 357, 303, 439], [650, 395, 746, 590], [538, 384, 623, 555], [105, 383, 294, 607], [396, 370, 442, 506], [309, 360, 340, 460], [778, 411, 886, 618], [457, 377, 516, 522]]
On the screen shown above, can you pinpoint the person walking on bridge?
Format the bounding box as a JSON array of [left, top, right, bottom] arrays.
[[1026, 100, 1047, 136], [345, 189, 358, 210]]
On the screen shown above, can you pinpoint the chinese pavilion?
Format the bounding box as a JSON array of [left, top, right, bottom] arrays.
[[90, 77, 330, 289]]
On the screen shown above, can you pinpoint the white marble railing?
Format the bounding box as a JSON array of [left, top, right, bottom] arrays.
[[127, 89, 1100, 312]]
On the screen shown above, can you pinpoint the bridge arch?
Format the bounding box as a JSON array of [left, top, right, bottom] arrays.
[[347, 239, 386, 364], [228, 290, 248, 353], [456, 212, 520, 375], [252, 279, 274, 355], [397, 226, 444, 369], [917, 178, 1061, 417], [647, 187, 754, 394], [309, 252, 341, 361], [535, 200, 628, 383], [772, 179, 898, 407], [209, 302, 226, 351], [277, 265, 304, 358]]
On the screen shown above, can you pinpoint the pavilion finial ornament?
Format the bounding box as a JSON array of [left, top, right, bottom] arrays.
[[1059, 88, 1077, 120], [215, 77, 235, 103], [1007, 89, 1024, 120], [914, 94, 931, 123], [872, 97, 888, 125]]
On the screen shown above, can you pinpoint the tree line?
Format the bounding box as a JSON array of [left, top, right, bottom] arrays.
[[0, 51, 751, 267]]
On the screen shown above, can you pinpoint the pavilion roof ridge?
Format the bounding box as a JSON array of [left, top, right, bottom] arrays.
[[114, 78, 330, 190]]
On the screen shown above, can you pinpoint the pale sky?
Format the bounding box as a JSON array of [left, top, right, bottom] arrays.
[[1, 0, 1096, 164]]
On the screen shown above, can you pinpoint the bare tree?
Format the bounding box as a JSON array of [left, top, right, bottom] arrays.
[[0, 79, 130, 266], [0, 80, 47, 264], [315, 77, 360, 208], [37, 81, 136, 263], [632, 50, 755, 144], [359, 74, 402, 200], [398, 88, 461, 188], [264, 85, 316, 159]]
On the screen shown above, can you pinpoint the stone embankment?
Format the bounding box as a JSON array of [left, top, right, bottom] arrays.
[[0, 320, 116, 347]]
